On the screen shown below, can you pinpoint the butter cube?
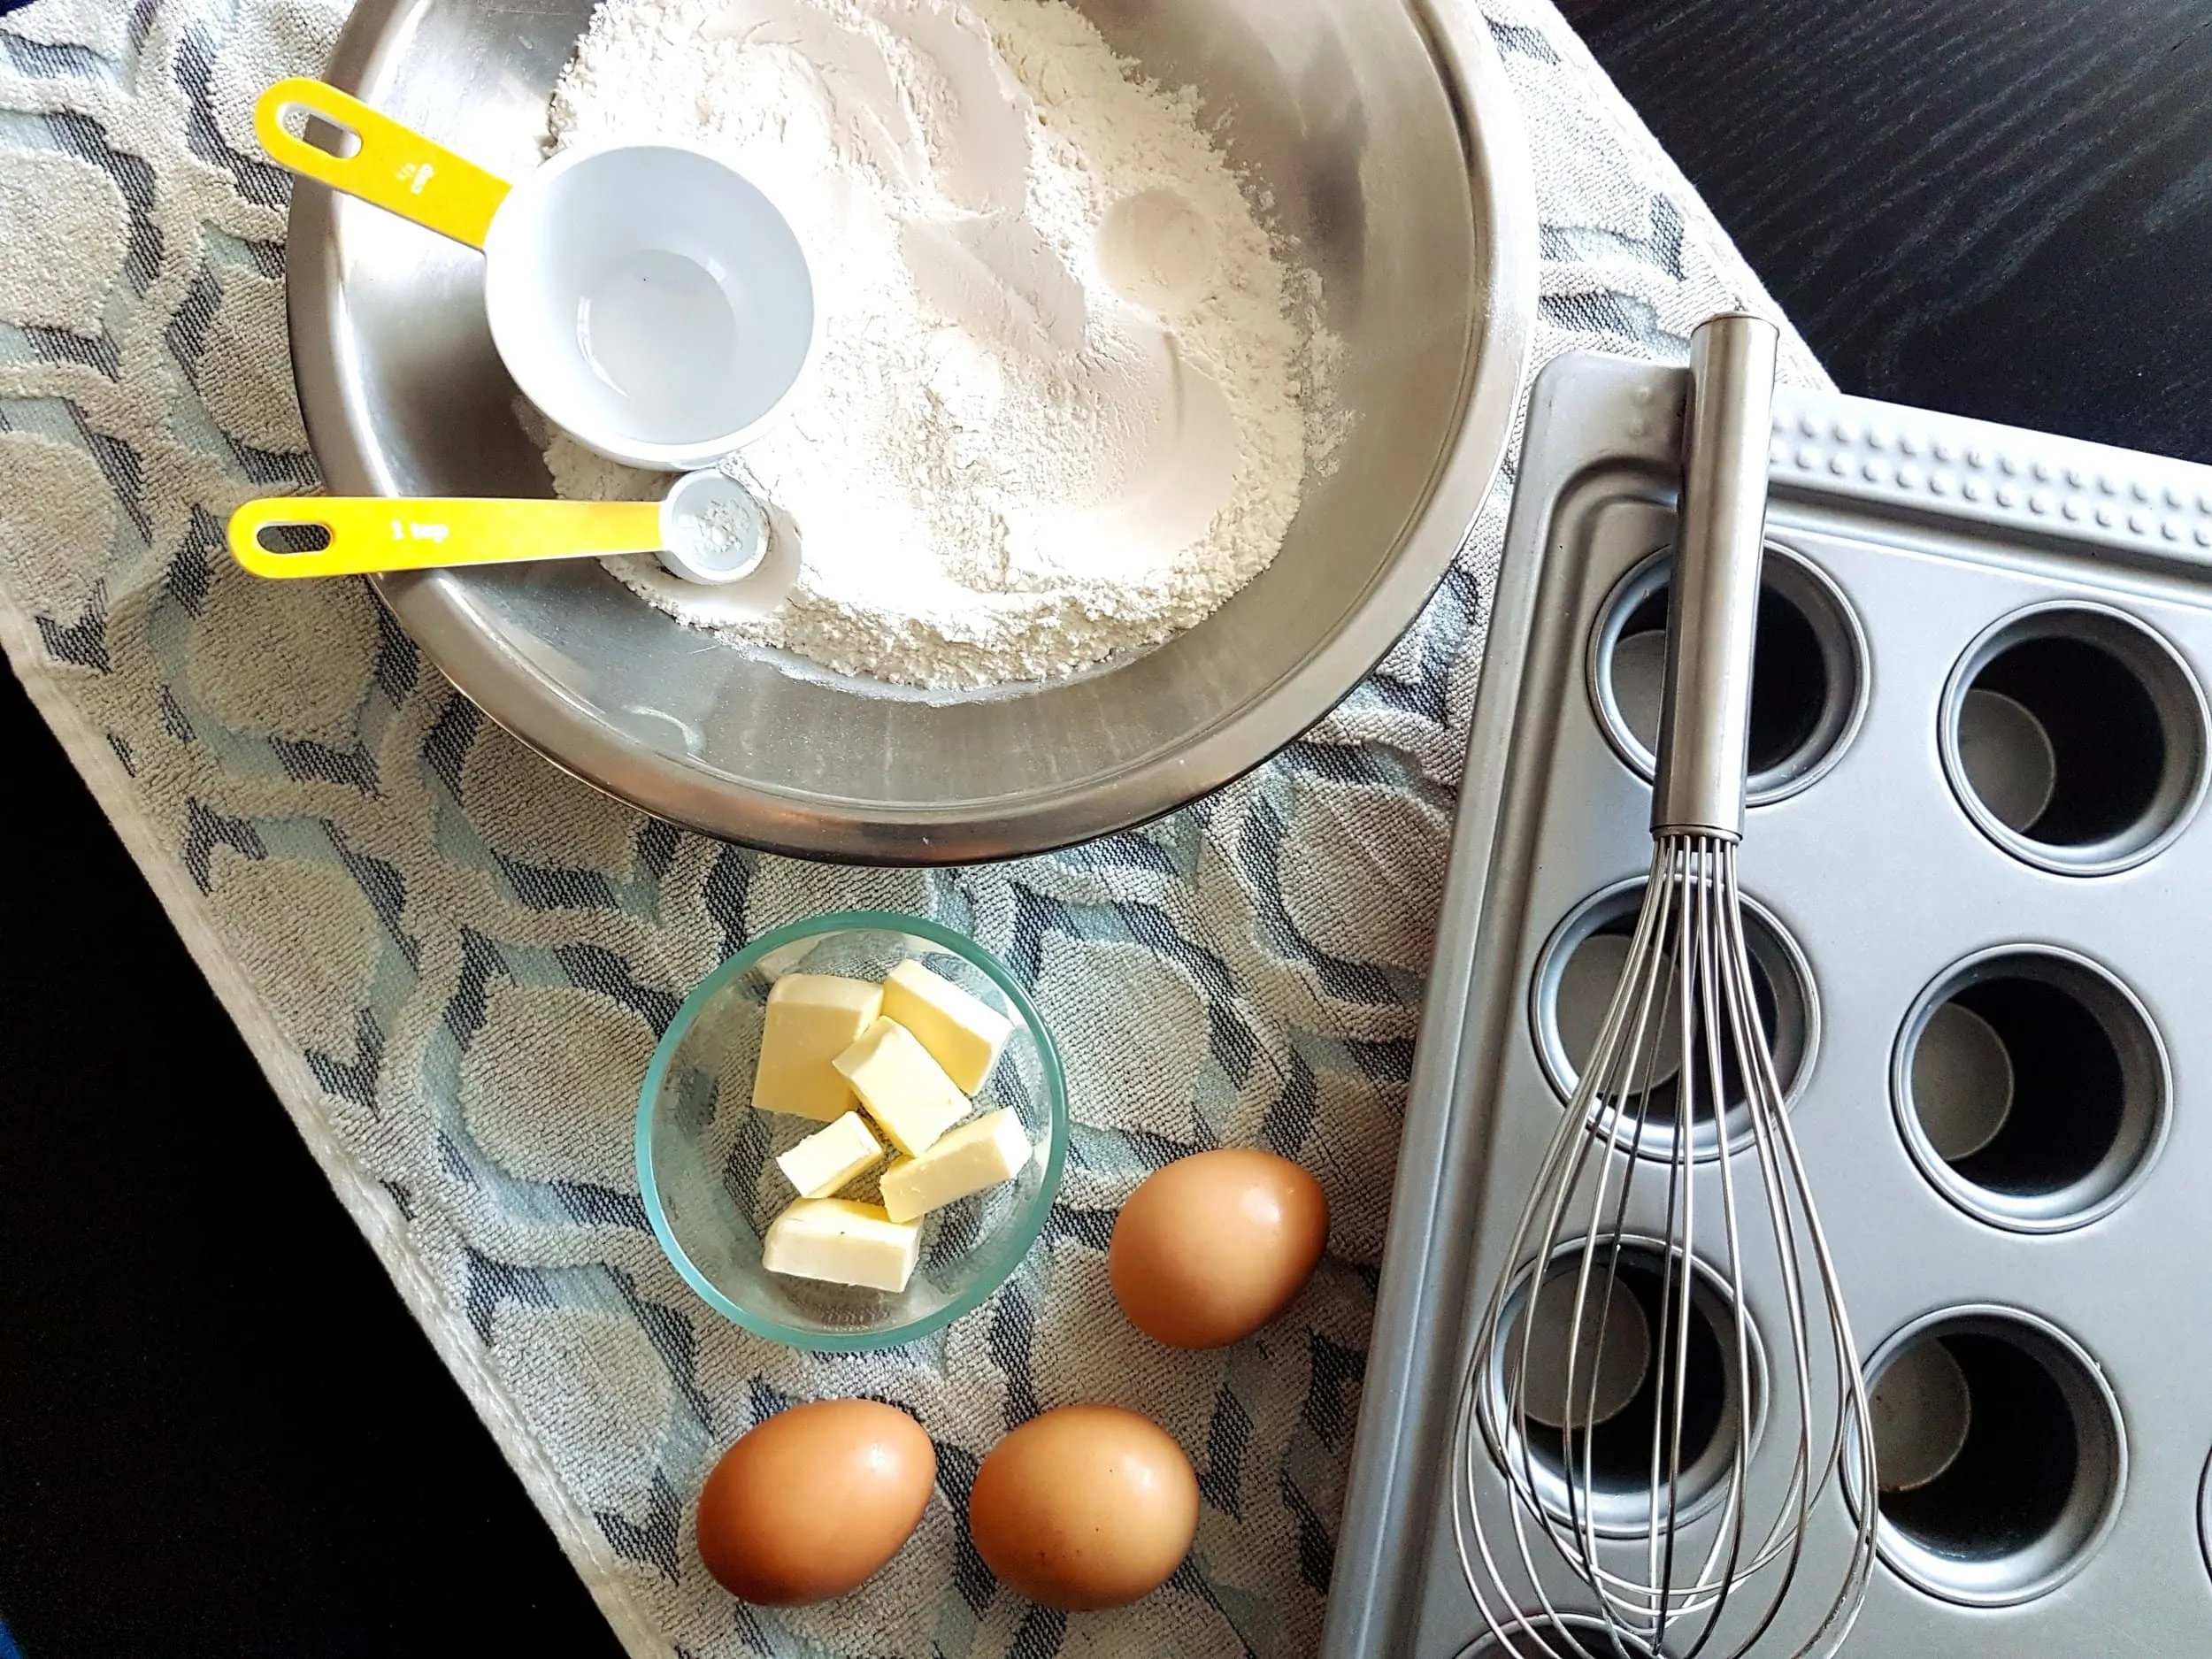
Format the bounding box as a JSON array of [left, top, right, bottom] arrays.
[[880, 1108, 1033, 1224], [761, 1198, 920, 1293], [880, 960, 1016, 1093], [752, 973, 883, 1120], [833, 1017, 970, 1156], [774, 1110, 884, 1199]]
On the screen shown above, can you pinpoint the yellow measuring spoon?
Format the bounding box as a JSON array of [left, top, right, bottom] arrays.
[[253, 79, 817, 472], [228, 472, 773, 586]]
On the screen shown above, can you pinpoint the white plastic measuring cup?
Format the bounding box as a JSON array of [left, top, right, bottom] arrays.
[[227, 470, 776, 587], [256, 79, 817, 472]]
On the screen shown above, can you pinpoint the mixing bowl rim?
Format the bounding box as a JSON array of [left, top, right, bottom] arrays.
[[634, 909, 1070, 1352], [291, 0, 1540, 864]]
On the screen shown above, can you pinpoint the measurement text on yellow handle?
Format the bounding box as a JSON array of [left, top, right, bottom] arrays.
[[250, 78, 509, 251]]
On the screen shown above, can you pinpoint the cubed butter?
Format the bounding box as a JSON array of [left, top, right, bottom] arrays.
[[752, 973, 883, 1120], [773, 1110, 884, 1200], [760, 1198, 920, 1293], [880, 960, 1015, 1094], [833, 1017, 970, 1156], [880, 1108, 1033, 1224]]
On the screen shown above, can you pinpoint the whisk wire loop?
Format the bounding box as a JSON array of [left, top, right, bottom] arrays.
[[1455, 834, 1877, 1657]]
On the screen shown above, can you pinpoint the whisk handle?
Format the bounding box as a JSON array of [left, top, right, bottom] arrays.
[[1653, 312, 1779, 838]]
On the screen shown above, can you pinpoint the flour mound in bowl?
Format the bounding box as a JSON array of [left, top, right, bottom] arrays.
[[544, 0, 1308, 689]]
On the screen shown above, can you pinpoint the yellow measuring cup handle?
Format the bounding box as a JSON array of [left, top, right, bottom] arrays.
[[228, 497, 667, 579], [254, 78, 511, 250]]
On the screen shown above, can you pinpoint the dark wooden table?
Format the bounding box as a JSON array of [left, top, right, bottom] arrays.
[[5, 0, 2209, 1651]]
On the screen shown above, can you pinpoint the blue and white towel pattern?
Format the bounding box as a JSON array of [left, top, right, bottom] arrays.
[[0, 1, 1822, 1652]]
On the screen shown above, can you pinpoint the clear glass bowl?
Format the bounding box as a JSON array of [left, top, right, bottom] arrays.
[[636, 910, 1067, 1352]]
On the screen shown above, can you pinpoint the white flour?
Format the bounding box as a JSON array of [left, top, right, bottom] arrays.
[[545, 0, 1310, 688]]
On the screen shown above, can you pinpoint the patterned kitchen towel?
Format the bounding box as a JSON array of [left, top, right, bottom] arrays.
[[0, 2, 1827, 1655]]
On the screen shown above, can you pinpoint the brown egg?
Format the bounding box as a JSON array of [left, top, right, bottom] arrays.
[[695, 1398, 935, 1604], [968, 1403, 1199, 1610], [1109, 1148, 1329, 1348]]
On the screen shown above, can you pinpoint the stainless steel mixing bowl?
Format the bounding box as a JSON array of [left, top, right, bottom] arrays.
[[290, 0, 1537, 862]]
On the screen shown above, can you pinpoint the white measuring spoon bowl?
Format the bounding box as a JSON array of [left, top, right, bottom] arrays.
[[657, 470, 774, 584], [487, 143, 818, 473]]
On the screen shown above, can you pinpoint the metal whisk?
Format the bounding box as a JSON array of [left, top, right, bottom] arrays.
[[1454, 316, 1877, 1658]]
